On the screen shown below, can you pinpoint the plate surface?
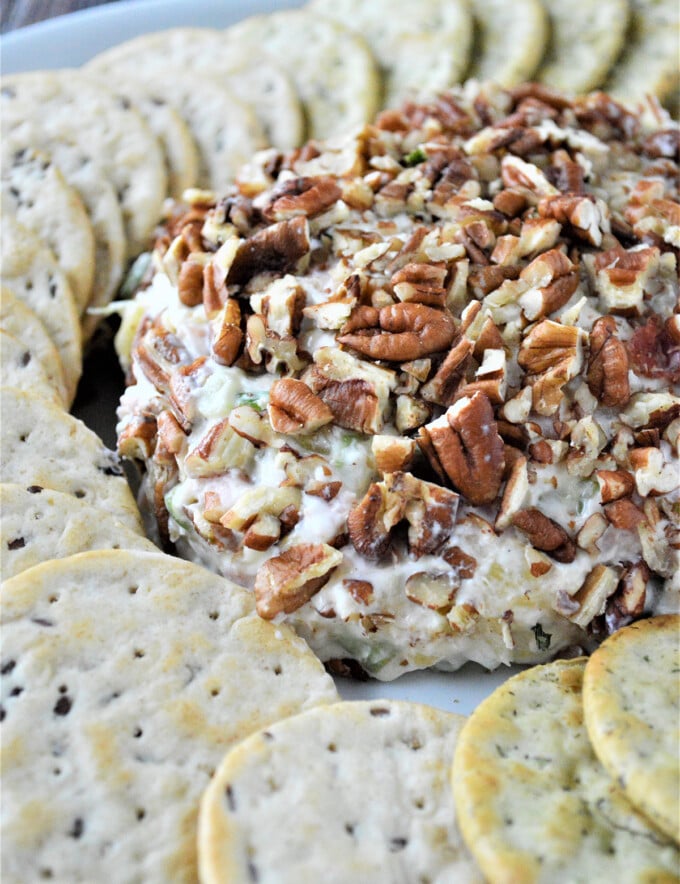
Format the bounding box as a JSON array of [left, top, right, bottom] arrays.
[[1, 0, 521, 713]]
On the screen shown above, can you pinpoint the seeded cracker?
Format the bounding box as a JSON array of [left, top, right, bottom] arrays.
[[0, 388, 142, 534], [583, 615, 680, 844], [537, 0, 631, 93], [451, 659, 680, 882], [85, 28, 305, 151], [0, 216, 82, 404], [466, 0, 548, 86], [308, 0, 473, 106], [1, 71, 166, 257], [199, 700, 482, 883], [0, 331, 63, 406], [0, 484, 157, 580], [0, 549, 338, 884], [0, 145, 95, 315], [221, 10, 380, 139], [0, 288, 69, 406]]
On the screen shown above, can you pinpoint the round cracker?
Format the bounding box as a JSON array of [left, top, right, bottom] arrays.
[[308, 0, 473, 106], [537, 0, 631, 93], [0, 331, 63, 406], [583, 615, 680, 843], [1, 70, 167, 257], [0, 483, 157, 580], [85, 28, 305, 151], [0, 288, 68, 406], [605, 0, 680, 105], [2, 133, 126, 331], [199, 700, 481, 883], [0, 549, 338, 883], [221, 11, 381, 139], [0, 216, 82, 403], [1, 145, 95, 315], [0, 388, 142, 533], [452, 659, 680, 883], [466, 0, 548, 86]]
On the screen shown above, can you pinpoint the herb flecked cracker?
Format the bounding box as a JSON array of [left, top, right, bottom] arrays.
[[0, 331, 63, 406], [1, 145, 95, 315], [0, 288, 69, 406], [1, 70, 167, 257], [0, 388, 142, 534], [451, 659, 680, 883], [308, 0, 473, 106], [221, 10, 381, 139], [0, 483, 157, 580], [0, 216, 82, 403], [199, 700, 482, 884], [0, 549, 339, 884], [537, 0, 630, 93], [466, 0, 548, 86], [583, 615, 680, 844]]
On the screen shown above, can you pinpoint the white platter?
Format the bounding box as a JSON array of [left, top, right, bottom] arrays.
[[1, 0, 523, 714]]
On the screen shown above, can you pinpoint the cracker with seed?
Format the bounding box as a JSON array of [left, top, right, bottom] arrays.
[[0, 483, 156, 580], [537, 0, 630, 93], [1, 146, 95, 315], [3, 133, 126, 323], [0, 288, 68, 406], [1, 71, 166, 257], [86, 28, 305, 151], [308, 0, 473, 106], [0, 388, 142, 533], [0, 549, 338, 883], [583, 615, 680, 844], [1, 216, 81, 403], [0, 331, 63, 406], [452, 659, 680, 882], [605, 0, 680, 105], [199, 700, 482, 883], [222, 10, 381, 139], [466, 0, 548, 86]]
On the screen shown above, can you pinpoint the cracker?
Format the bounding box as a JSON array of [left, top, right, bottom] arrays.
[[0, 331, 63, 406], [0, 288, 68, 406], [86, 29, 305, 151], [1, 71, 167, 257], [537, 0, 631, 93], [308, 0, 473, 106], [0, 216, 81, 404], [1, 145, 95, 315], [199, 700, 481, 883], [466, 0, 548, 86], [221, 11, 381, 139], [0, 388, 142, 534], [583, 615, 680, 843], [3, 133, 126, 324], [605, 0, 680, 104], [0, 483, 156, 580], [0, 549, 338, 883], [452, 659, 680, 882]]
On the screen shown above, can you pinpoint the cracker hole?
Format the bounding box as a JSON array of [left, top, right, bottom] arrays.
[[74, 490, 86, 499], [10, 686, 23, 697], [1, 659, 16, 675], [53, 767, 61, 776], [273, 665, 282, 676], [136, 808, 146, 821], [344, 823, 355, 836], [128, 586, 138, 595], [389, 837, 408, 852], [133, 650, 145, 659], [210, 688, 220, 697], [133, 727, 143, 739], [49, 595, 59, 604], [327, 743, 337, 753], [370, 706, 390, 717], [208, 611, 219, 620], [39, 868, 53, 879], [19, 434, 28, 443], [0, 706, 5, 722], [69, 818, 84, 839], [413, 797, 425, 810]]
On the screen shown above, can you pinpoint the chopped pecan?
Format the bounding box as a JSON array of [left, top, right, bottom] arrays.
[[511, 507, 576, 563], [468, 264, 520, 298], [629, 446, 678, 496], [591, 244, 660, 316], [371, 435, 416, 473], [347, 481, 401, 560], [418, 392, 504, 505], [211, 298, 243, 366], [627, 314, 680, 384], [177, 257, 206, 307], [405, 571, 458, 612], [518, 248, 579, 320], [568, 564, 621, 628], [538, 194, 609, 246], [184, 418, 254, 477], [420, 336, 474, 405], [518, 320, 585, 415], [268, 378, 333, 435], [118, 414, 157, 461], [586, 316, 630, 407], [263, 176, 342, 221], [221, 487, 301, 539], [442, 546, 477, 579], [395, 394, 432, 432], [390, 262, 448, 307], [245, 314, 306, 375], [343, 579, 374, 605], [254, 543, 343, 619], [226, 217, 311, 288], [155, 410, 186, 460], [501, 155, 559, 198], [493, 189, 529, 218], [595, 468, 635, 503], [338, 302, 456, 361], [603, 498, 646, 531], [605, 561, 649, 633], [456, 348, 507, 405], [577, 512, 608, 553], [495, 455, 529, 530]]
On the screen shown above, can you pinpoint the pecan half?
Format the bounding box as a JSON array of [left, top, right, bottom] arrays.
[[254, 543, 343, 619], [211, 298, 243, 366], [587, 316, 630, 407], [518, 319, 585, 415], [418, 392, 504, 505], [511, 507, 576, 563], [263, 176, 342, 221], [338, 302, 456, 361], [268, 378, 333, 435], [226, 217, 311, 288], [390, 261, 448, 307]]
